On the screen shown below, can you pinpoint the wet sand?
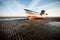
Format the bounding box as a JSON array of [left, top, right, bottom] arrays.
[[0, 17, 60, 40]]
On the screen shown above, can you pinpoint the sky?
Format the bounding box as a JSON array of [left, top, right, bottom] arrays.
[[0, 0, 60, 17]]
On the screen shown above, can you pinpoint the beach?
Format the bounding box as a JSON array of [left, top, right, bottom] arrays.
[[0, 17, 60, 40]]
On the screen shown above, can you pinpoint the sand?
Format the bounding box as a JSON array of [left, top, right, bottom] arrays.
[[0, 17, 60, 40]]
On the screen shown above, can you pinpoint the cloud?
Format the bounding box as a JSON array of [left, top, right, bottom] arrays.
[[47, 7, 60, 17], [0, 0, 26, 16], [0, 0, 60, 17], [29, 0, 40, 9], [35, 2, 60, 10]]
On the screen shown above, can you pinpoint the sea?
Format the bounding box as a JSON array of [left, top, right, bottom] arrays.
[[0, 18, 27, 21]]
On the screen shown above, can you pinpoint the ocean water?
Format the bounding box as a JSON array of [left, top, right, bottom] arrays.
[[0, 18, 27, 21]]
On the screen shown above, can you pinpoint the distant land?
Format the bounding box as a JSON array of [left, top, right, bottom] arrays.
[[0, 16, 60, 21]]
